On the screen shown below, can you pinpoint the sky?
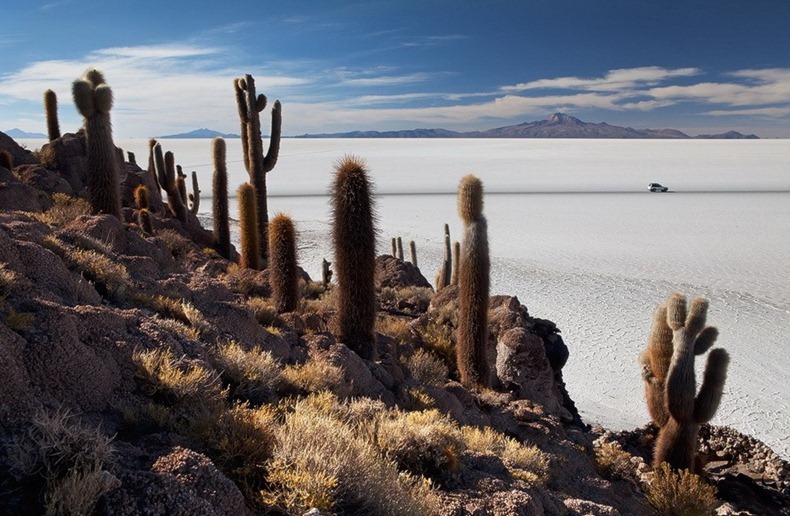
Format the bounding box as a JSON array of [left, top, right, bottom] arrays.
[[1, 0, 789, 138]]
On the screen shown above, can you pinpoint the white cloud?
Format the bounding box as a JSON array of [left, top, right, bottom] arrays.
[[649, 67, 790, 107], [705, 107, 790, 117], [502, 66, 701, 93], [340, 72, 437, 86]]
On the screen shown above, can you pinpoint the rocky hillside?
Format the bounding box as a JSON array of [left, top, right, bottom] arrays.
[[0, 129, 787, 515]]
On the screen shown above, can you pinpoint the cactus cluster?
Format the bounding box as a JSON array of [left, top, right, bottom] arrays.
[[234, 74, 282, 264], [152, 144, 189, 224], [456, 175, 490, 388], [641, 292, 729, 472], [72, 69, 122, 219], [331, 155, 377, 360]]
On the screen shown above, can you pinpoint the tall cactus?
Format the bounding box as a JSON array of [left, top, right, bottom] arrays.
[[237, 183, 260, 270], [147, 138, 160, 190], [44, 89, 61, 141], [269, 213, 298, 313], [72, 69, 121, 219], [189, 171, 201, 215], [456, 175, 490, 388], [641, 292, 729, 472], [234, 74, 282, 264], [396, 236, 404, 261], [331, 155, 377, 360], [409, 240, 417, 268], [451, 241, 460, 286], [436, 224, 453, 289], [211, 137, 231, 260]]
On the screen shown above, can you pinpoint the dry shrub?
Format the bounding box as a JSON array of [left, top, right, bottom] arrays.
[[643, 463, 717, 516], [402, 348, 448, 386], [33, 193, 91, 228], [298, 286, 337, 314], [263, 394, 439, 515], [153, 317, 202, 342], [132, 348, 224, 408], [281, 356, 351, 397], [4, 309, 34, 332], [301, 280, 327, 300], [375, 409, 463, 480], [209, 341, 282, 403], [180, 301, 210, 335], [379, 286, 433, 311], [460, 427, 549, 485], [417, 320, 457, 374], [376, 315, 415, 345], [221, 264, 264, 296], [156, 229, 193, 260], [43, 236, 129, 299], [129, 293, 190, 323], [245, 296, 280, 326], [594, 440, 639, 482], [32, 146, 57, 168], [0, 262, 18, 298], [5, 409, 117, 514]]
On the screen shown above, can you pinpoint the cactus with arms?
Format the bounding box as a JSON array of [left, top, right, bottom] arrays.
[[641, 292, 729, 471], [72, 69, 121, 219], [234, 74, 281, 264]]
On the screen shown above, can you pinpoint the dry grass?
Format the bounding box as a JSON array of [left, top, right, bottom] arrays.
[[594, 440, 639, 482], [221, 264, 264, 296], [0, 262, 18, 298], [44, 467, 119, 516], [379, 286, 433, 310], [643, 463, 717, 516], [461, 426, 549, 485], [262, 394, 440, 515], [298, 286, 337, 314], [4, 308, 34, 332], [301, 280, 327, 300], [32, 194, 91, 228], [132, 348, 224, 408], [376, 315, 415, 346], [402, 348, 449, 386], [281, 356, 351, 398], [156, 229, 193, 261], [128, 293, 190, 323], [209, 341, 283, 403], [32, 146, 57, 169], [43, 236, 129, 299], [153, 317, 202, 342], [416, 320, 457, 374], [245, 297, 280, 326]]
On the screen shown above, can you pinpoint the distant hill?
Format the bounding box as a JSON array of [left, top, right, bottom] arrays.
[[4, 128, 47, 138], [294, 113, 759, 139], [157, 128, 240, 139]]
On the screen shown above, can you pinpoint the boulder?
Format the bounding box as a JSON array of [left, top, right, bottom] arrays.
[[375, 254, 432, 289]]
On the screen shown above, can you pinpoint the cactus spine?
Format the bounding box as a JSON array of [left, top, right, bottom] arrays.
[[189, 171, 201, 215], [641, 293, 728, 472], [331, 155, 377, 360], [234, 74, 282, 264], [211, 137, 232, 260], [456, 175, 490, 388], [72, 69, 121, 219], [409, 240, 417, 268], [269, 213, 298, 313], [237, 183, 260, 270], [44, 89, 61, 141]]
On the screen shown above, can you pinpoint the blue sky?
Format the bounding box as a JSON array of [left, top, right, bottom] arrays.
[[1, 0, 789, 138]]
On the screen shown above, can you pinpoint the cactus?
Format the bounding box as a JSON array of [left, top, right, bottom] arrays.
[[435, 224, 453, 289], [451, 241, 460, 286], [391, 238, 397, 257], [72, 69, 121, 219], [396, 236, 404, 261], [189, 171, 201, 215], [237, 183, 260, 270], [322, 258, 333, 288], [409, 240, 417, 268], [152, 144, 189, 223], [641, 292, 728, 472], [44, 89, 61, 141], [269, 213, 298, 313], [0, 150, 13, 170], [137, 209, 154, 235], [134, 185, 150, 211], [331, 155, 377, 360], [211, 137, 232, 260], [127, 151, 136, 165], [176, 165, 188, 206], [147, 138, 160, 190], [234, 74, 282, 264], [456, 175, 490, 388]]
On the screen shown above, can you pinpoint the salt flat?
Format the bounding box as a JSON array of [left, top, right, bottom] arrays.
[[25, 137, 789, 457]]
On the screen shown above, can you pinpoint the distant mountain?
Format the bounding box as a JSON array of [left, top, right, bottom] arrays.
[[693, 130, 759, 139], [294, 113, 759, 139], [4, 128, 47, 138], [157, 128, 240, 139]]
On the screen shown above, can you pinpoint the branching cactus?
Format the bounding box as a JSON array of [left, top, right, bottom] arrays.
[[456, 175, 490, 388], [269, 213, 298, 313], [211, 137, 232, 260], [331, 155, 377, 360], [44, 89, 60, 141], [234, 74, 282, 264], [237, 183, 260, 270], [152, 144, 189, 224], [189, 171, 201, 215], [72, 69, 121, 219], [641, 292, 729, 472]]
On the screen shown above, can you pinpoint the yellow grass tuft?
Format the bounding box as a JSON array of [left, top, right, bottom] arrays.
[[208, 340, 282, 403], [643, 463, 717, 516], [32, 193, 91, 228]]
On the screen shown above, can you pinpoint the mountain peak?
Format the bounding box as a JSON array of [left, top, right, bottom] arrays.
[[545, 113, 582, 125]]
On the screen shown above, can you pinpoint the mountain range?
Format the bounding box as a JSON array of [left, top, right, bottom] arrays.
[[4, 128, 47, 139], [157, 128, 240, 139], [293, 113, 759, 139]]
